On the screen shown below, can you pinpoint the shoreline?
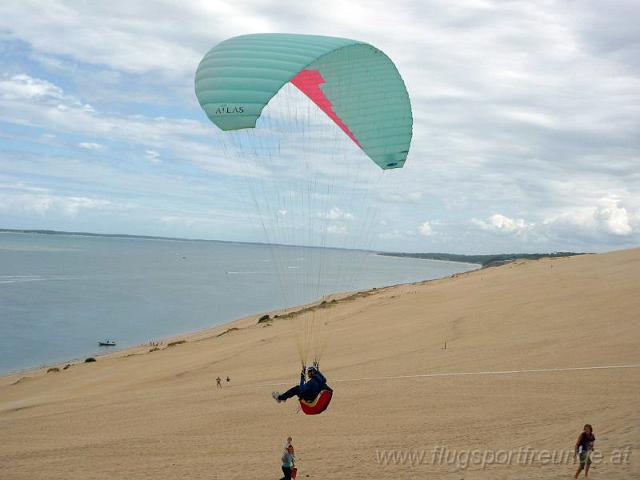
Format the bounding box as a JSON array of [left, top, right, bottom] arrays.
[[0, 272, 447, 384], [0, 257, 482, 380]]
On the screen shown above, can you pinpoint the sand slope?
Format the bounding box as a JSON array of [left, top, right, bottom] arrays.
[[1, 248, 639, 479]]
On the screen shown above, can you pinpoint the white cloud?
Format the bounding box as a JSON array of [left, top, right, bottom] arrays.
[[319, 207, 354, 221], [0, 192, 111, 218], [496, 107, 559, 129], [543, 197, 636, 238], [418, 221, 433, 237], [0, 2, 200, 77], [472, 214, 531, 235], [324, 225, 348, 235], [594, 201, 633, 236], [78, 142, 104, 150], [145, 149, 161, 163], [0, 74, 63, 100], [382, 191, 424, 203], [0, 181, 50, 193], [378, 229, 404, 240], [159, 215, 195, 227]]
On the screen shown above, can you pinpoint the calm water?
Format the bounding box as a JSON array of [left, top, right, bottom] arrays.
[[0, 233, 477, 374]]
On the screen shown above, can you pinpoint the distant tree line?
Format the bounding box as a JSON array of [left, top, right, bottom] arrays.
[[377, 251, 586, 267], [0, 228, 198, 242]]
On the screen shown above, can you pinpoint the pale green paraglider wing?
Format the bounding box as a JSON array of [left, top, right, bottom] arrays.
[[195, 33, 412, 169]]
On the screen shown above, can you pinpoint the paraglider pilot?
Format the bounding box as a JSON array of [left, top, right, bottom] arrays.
[[273, 364, 327, 403]]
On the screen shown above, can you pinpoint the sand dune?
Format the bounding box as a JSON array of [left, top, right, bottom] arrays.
[[1, 248, 639, 479]]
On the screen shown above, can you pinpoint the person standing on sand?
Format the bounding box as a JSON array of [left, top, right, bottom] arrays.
[[280, 444, 295, 480], [216, 376, 222, 388], [226, 376, 231, 383], [574, 424, 595, 478]]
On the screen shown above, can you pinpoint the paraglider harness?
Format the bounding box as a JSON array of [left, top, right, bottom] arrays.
[[298, 363, 333, 415]]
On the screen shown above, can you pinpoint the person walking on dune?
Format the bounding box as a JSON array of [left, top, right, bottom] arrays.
[[574, 424, 595, 478], [280, 444, 295, 480], [216, 376, 222, 388]]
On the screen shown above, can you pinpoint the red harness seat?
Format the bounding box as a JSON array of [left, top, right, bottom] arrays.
[[299, 387, 333, 415]]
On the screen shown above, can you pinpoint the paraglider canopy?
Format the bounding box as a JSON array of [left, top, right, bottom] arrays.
[[195, 33, 412, 170], [194, 33, 413, 371]]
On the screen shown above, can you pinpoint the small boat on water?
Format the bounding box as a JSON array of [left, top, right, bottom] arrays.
[[98, 340, 116, 347]]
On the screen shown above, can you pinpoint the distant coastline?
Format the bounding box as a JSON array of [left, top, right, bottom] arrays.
[[0, 228, 219, 244], [0, 228, 309, 250], [378, 251, 587, 268], [1, 229, 586, 267]]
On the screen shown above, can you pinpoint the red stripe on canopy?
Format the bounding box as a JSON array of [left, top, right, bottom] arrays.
[[291, 69, 362, 147]]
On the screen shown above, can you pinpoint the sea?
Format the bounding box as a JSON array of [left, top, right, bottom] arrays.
[[0, 232, 478, 374]]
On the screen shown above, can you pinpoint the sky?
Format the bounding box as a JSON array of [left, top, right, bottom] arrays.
[[0, 0, 639, 254]]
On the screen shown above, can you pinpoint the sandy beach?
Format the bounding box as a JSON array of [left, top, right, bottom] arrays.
[[1, 248, 638, 479]]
